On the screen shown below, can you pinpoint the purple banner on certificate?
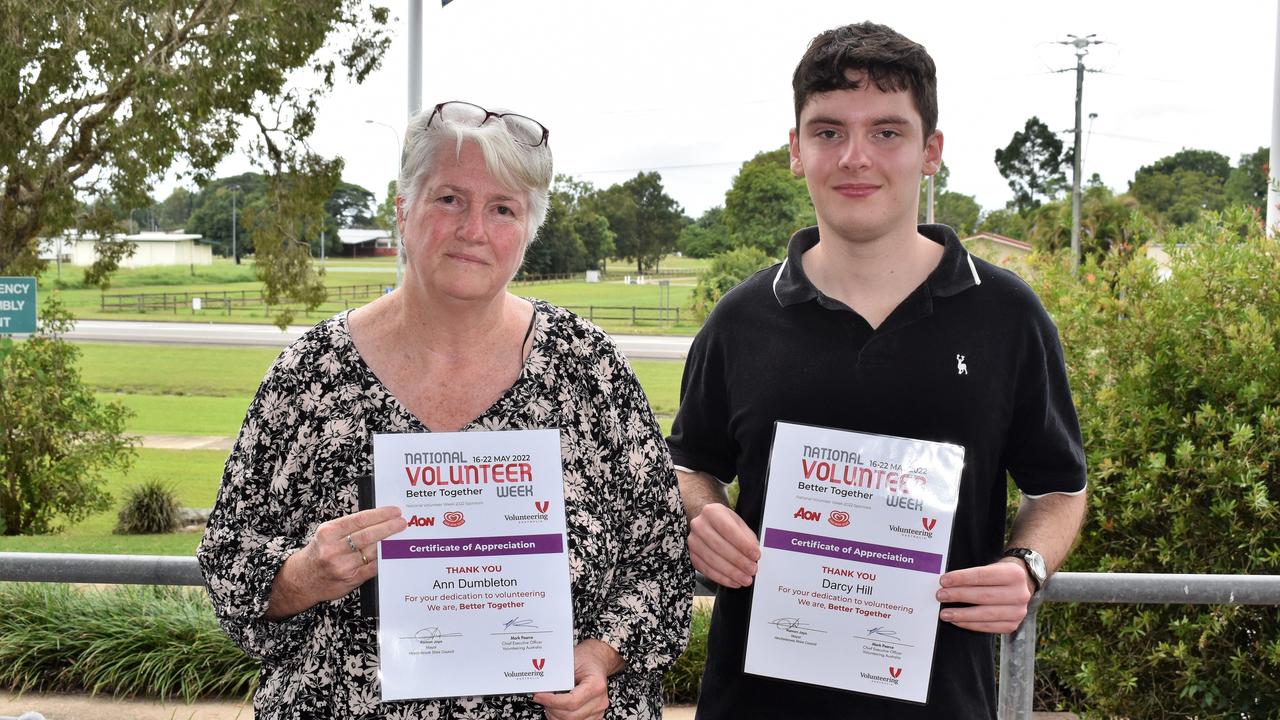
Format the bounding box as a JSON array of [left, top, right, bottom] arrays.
[[382, 533, 564, 560], [761, 527, 942, 574]]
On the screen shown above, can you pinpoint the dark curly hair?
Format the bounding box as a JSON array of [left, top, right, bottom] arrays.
[[792, 22, 938, 144]]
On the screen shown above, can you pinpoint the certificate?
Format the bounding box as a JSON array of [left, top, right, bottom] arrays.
[[744, 422, 963, 704], [372, 429, 574, 701]]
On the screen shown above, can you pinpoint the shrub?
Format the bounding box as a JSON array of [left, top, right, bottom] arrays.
[[1027, 207, 1280, 718], [114, 480, 181, 534], [0, 296, 135, 535], [0, 583, 257, 701], [688, 246, 773, 322]]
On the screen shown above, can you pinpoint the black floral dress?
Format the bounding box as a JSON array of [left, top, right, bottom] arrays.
[[197, 301, 693, 719]]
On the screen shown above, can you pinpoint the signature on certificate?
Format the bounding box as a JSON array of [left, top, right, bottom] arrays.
[[860, 625, 913, 647], [404, 627, 463, 644], [768, 617, 827, 635], [502, 617, 539, 631]]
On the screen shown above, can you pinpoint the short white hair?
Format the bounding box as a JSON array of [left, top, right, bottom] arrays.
[[397, 106, 553, 245]]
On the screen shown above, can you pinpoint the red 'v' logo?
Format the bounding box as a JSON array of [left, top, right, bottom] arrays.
[[532, 658, 546, 670], [889, 666, 903, 679], [535, 501, 549, 514], [921, 517, 937, 531]]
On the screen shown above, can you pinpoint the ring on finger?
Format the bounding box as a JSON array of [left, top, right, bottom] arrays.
[[359, 550, 369, 565], [345, 534, 359, 553]]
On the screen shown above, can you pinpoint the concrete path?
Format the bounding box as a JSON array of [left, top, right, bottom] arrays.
[[0, 693, 695, 719], [137, 434, 234, 451]]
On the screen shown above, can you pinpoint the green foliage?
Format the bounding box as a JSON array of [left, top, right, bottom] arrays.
[[1225, 146, 1269, 216], [0, 583, 257, 701], [1028, 208, 1280, 717], [0, 581, 708, 706], [978, 207, 1029, 239], [245, 155, 337, 328], [723, 146, 815, 256], [0, 296, 135, 535], [592, 172, 685, 274], [1022, 185, 1153, 258], [663, 602, 711, 704], [994, 116, 1068, 212], [689, 246, 772, 322], [678, 206, 733, 259], [526, 176, 614, 275], [0, 0, 391, 282], [114, 479, 181, 535]]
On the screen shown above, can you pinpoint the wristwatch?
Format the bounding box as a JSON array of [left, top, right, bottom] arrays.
[[1002, 547, 1047, 592]]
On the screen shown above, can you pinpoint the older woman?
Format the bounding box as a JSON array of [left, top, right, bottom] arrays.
[[198, 101, 692, 720]]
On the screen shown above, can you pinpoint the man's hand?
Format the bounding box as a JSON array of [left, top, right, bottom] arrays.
[[689, 503, 760, 588], [533, 639, 622, 720], [677, 469, 761, 588], [935, 557, 1035, 634]]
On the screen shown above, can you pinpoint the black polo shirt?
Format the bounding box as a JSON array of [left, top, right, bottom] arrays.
[[667, 225, 1086, 719]]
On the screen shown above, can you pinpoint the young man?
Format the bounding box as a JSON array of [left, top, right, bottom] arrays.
[[667, 22, 1088, 718]]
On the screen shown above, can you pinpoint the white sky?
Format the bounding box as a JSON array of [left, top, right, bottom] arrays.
[[176, 0, 1278, 219]]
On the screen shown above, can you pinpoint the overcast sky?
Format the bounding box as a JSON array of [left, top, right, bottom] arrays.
[[184, 0, 1277, 219]]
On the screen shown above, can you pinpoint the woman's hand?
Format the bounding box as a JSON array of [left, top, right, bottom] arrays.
[[265, 506, 406, 620], [533, 639, 624, 720]]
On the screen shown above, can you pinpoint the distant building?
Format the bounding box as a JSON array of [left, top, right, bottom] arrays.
[[961, 232, 1032, 266], [39, 231, 214, 267], [338, 228, 396, 257]]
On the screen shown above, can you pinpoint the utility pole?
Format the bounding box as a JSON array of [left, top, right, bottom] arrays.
[[1057, 34, 1102, 275], [1269, 3, 1280, 237], [926, 175, 935, 224]]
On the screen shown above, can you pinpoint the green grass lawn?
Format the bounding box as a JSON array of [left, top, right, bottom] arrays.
[[0, 450, 226, 555], [105, 393, 252, 436], [78, 344, 279, 396], [77, 343, 681, 416]]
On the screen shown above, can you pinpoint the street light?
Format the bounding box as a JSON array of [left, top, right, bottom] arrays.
[[228, 184, 241, 265], [365, 119, 403, 288]]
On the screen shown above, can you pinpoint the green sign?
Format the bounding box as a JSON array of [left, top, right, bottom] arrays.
[[0, 276, 37, 333]]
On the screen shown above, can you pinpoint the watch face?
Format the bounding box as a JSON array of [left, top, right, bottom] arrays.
[[1026, 551, 1047, 582]]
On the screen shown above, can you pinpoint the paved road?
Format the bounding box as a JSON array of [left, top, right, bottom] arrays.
[[67, 320, 693, 360]]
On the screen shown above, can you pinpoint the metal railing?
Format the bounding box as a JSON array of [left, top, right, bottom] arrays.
[[999, 571, 1280, 719], [2, 553, 1277, 718]]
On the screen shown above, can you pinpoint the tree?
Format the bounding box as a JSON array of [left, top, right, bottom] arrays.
[[0, 297, 135, 535], [0, 0, 391, 295], [186, 173, 267, 258], [994, 117, 1069, 212], [678, 206, 733, 258], [244, 155, 337, 328], [594, 172, 685, 274], [374, 180, 398, 233], [524, 189, 587, 275], [723, 147, 814, 256], [1021, 185, 1149, 258], [1225, 146, 1269, 216], [1129, 148, 1232, 225]]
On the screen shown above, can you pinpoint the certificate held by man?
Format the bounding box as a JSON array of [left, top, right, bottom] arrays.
[[744, 422, 964, 704], [372, 428, 573, 701]]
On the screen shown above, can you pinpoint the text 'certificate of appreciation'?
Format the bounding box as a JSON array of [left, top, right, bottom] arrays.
[[744, 422, 964, 704], [373, 429, 573, 701]]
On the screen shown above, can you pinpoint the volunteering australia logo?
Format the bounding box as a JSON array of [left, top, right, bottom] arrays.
[[859, 665, 903, 685], [503, 658, 546, 679], [889, 516, 937, 540], [505, 500, 551, 524]]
